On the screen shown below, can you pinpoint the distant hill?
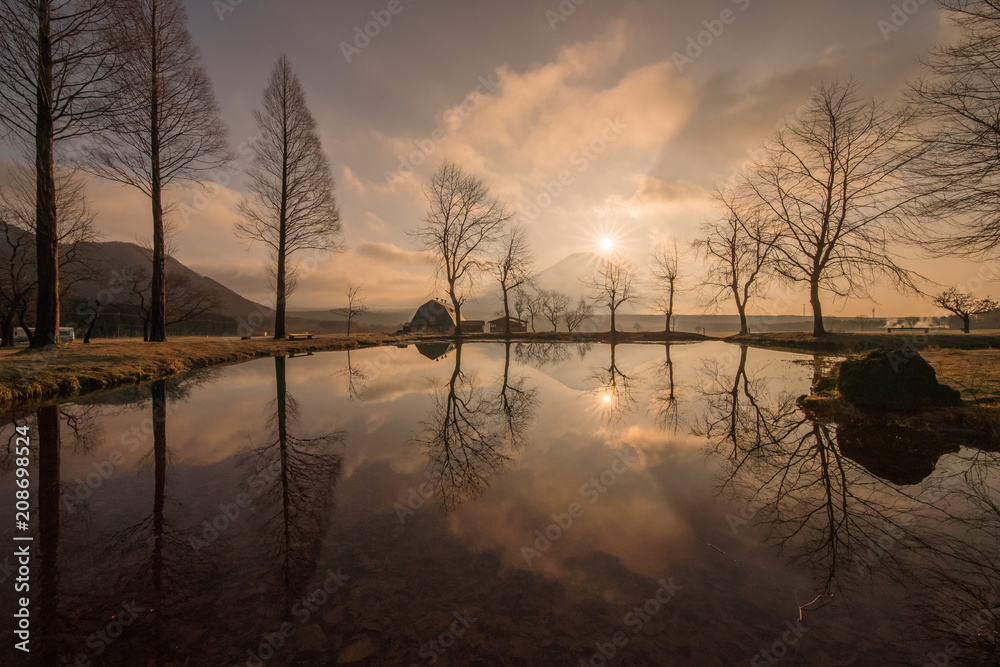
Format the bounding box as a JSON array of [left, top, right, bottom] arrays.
[[74, 241, 270, 321]]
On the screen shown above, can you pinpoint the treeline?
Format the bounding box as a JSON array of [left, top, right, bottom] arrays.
[[5, 2, 1000, 346], [0, 0, 341, 347]]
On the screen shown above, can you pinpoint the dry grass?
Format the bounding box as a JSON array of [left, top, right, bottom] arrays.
[[0, 334, 404, 411], [728, 331, 1000, 354], [921, 348, 1000, 402]]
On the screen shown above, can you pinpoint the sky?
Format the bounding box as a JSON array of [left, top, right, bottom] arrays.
[[5, 0, 997, 318]]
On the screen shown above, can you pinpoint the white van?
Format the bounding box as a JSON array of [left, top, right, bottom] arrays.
[[13, 327, 76, 343]]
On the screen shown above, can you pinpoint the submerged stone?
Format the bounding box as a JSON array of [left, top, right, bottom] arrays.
[[837, 349, 962, 409]]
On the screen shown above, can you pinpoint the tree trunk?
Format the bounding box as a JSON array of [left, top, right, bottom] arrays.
[[83, 302, 100, 343], [274, 244, 286, 339], [810, 280, 826, 336], [31, 0, 59, 350], [665, 281, 674, 333], [274, 92, 290, 341], [346, 314, 351, 336], [963, 314, 971, 334], [17, 308, 32, 344], [736, 300, 749, 335], [450, 286, 463, 336], [502, 288, 511, 337], [610, 307, 617, 340], [148, 2, 167, 343], [149, 186, 167, 342], [0, 310, 13, 347]]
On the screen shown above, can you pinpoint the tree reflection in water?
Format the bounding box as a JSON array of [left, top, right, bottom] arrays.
[[238, 355, 345, 611], [414, 342, 537, 511], [695, 345, 1000, 662], [650, 344, 680, 433], [587, 343, 638, 425]]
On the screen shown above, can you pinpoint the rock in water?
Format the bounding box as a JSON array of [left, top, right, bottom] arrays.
[[837, 349, 962, 409]]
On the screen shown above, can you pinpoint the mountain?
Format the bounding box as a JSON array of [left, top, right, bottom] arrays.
[[75, 241, 270, 320], [462, 251, 602, 317], [531, 251, 602, 300]]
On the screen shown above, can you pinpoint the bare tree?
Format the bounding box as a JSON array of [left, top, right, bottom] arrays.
[[412, 161, 511, 336], [0, 164, 99, 346], [564, 297, 594, 333], [585, 252, 639, 338], [744, 80, 921, 336], [539, 290, 570, 332], [119, 264, 220, 341], [340, 282, 368, 336], [695, 186, 777, 335], [493, 223, 534, 336], [933, 287, 998, 334], [236, 55, 342, 340], [512, 286, 530, 324], [523, 289, 543, 333], [85, 0, 229, 343], [0, 0, 118, 348], [648, 239, 684, 333], [908, 1, 1000, 255]]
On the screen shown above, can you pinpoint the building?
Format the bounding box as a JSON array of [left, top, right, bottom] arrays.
[[404, 298, 485, 334], [488, 317, 528, 334]]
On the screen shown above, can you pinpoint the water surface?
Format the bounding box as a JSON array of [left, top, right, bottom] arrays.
[[1, 342, 997, 666]]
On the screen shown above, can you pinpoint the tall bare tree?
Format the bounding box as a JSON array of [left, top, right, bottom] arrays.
[[85, 0, 229, 343], [648, 239, 684, 333], [695, 186, 777, 335], [0, 0, 118, 348], [493, 223, 533, 336], [413, 161, 511, 336], [744, 80, 920, 336], [585, 252, 639, 339], [340, 282, 368, 336], [908, 0, 1000, 255], [236, 56, 342, 340]]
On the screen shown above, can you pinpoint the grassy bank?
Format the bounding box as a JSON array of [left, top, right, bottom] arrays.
[[0, 330, 708, 411], [727, 331, 1000, 354], [0, 334, 406, 411]]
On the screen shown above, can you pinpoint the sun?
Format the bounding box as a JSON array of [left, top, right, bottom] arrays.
[[600, 237, 614, 251]]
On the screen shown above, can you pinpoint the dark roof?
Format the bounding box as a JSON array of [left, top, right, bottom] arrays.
[[488, 317, 527, 325]]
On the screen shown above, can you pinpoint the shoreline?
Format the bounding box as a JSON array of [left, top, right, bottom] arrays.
[[0, 330, 708, 412], [2, 330, 995, 412]]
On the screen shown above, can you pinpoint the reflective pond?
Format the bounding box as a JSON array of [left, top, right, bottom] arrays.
[[1, 342, 998, 666]]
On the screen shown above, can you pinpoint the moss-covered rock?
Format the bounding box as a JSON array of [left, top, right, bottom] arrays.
[[837, 349, 962, 409]]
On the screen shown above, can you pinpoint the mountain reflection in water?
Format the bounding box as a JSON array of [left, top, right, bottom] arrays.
[[0, 342, 997, 665]]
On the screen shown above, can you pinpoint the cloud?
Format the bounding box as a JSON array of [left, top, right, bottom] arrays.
[[376, 23, 696, 209], [354, 241, 431, 267], [633, 177, 709, 205]]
